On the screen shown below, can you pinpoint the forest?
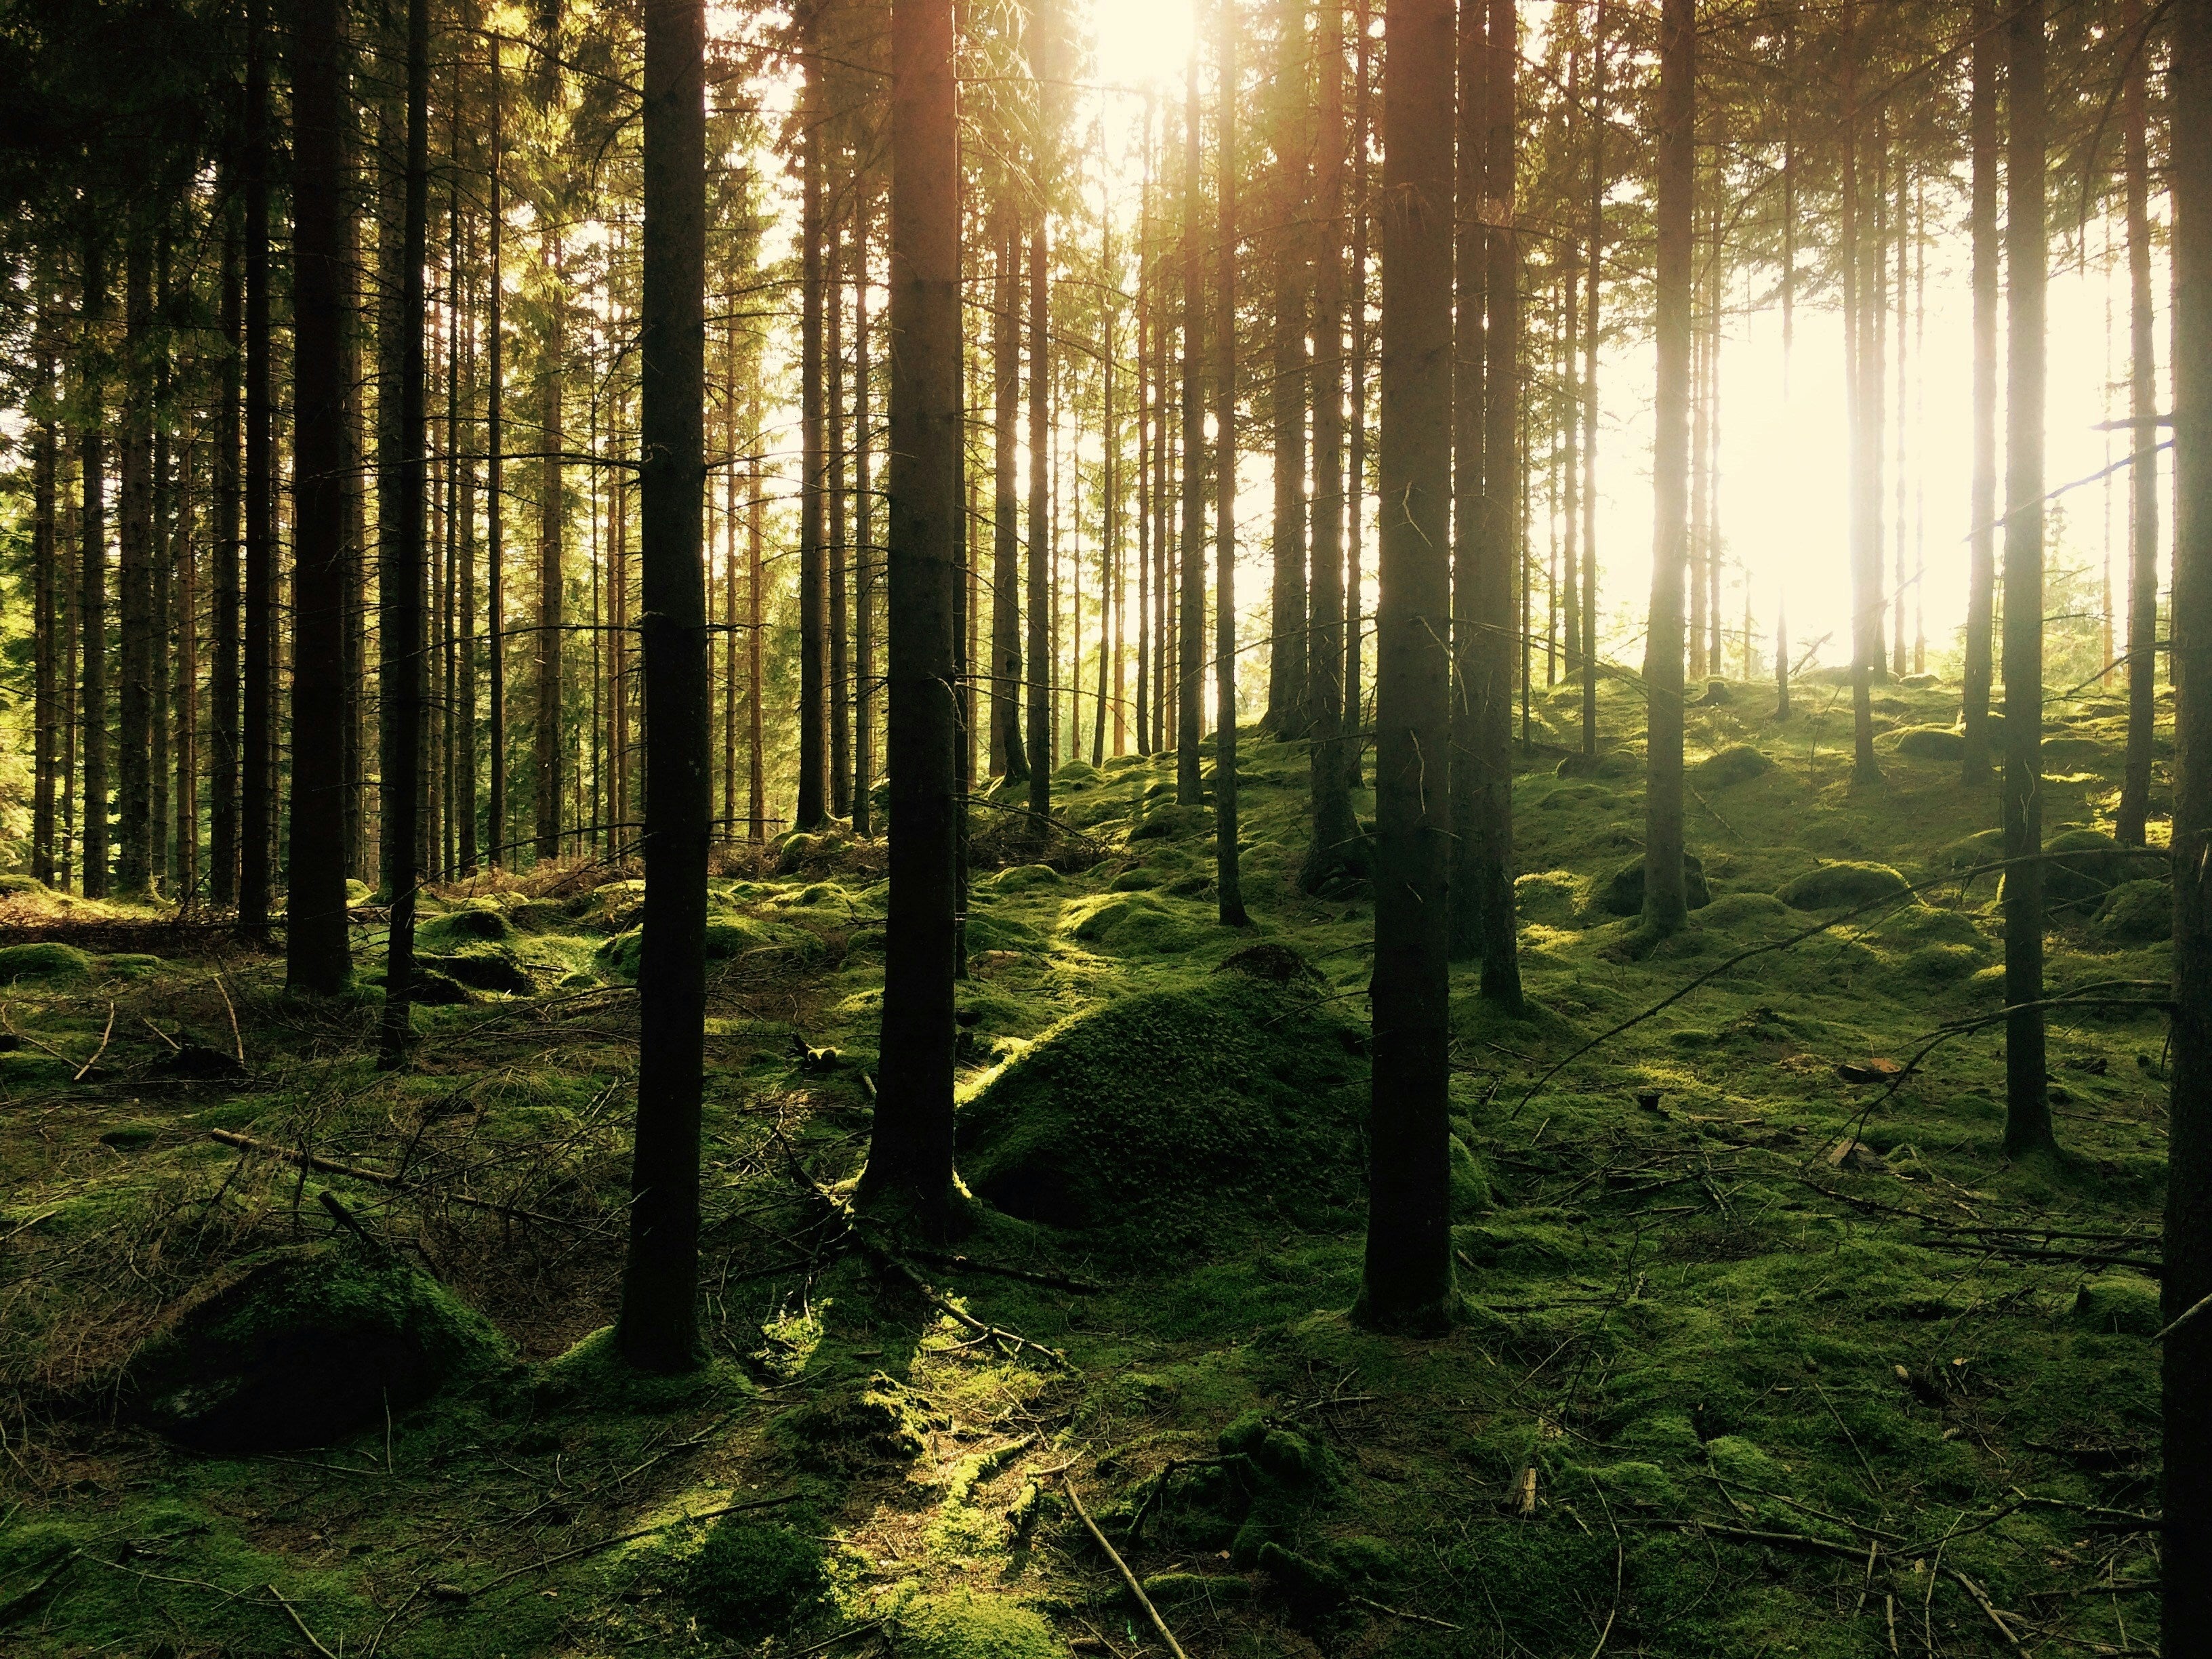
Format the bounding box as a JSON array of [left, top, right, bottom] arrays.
[[0, 0, 2205, 1653]]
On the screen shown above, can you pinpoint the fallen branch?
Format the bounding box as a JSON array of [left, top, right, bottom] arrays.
[[1061, 1475, 1190, 1659], [2155, 1288, 2212, 1344], [73, 1002, 115, 1081], [457, 1491, 804, 1599], [266, 1582, 340, 1659], [207, 1128, 583, 1231], [1351, 1593, 1462, 1632], [901, 1246, 1103, 1294]]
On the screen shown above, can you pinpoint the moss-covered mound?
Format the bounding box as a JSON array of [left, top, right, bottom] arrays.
[[896, 1593, 1061, 1659], [2044, 827, 2129, 909], [1599, 852, 1711, 916], [1776, 861, 1910, 912], [1693, 745, 1771, 788], [0, 942, 93, 984], [1892, 725, 1964, 760], [125, 1242, 508, 1452], [687, 1518, 828, 1639], [415, 905, 519, 950], [2094, 878, 2171, 944], [954, 976, 1366, 1256]]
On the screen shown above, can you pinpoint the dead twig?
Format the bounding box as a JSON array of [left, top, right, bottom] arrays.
[[207, 1128, 584, 1231], [458, 1491, 804, 1599], [1061, 1475, 1189, 1659], [265, 1582, 340, 1659], [72, 1003, 115, 1082], [213, 972, 246, 1067]]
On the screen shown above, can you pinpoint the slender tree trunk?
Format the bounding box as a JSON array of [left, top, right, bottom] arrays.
[[1960, 0, 1998, 783], [241, 0, 274, 927], [989, 202, 1025, 783], [1842, 5, 1881, 789], [1358, 0, 1456, 1332], [457, 246, 478, 874], [829, 219, 852, 820], [2117, 0, 2159, 848], [1095, 241, 1116, 768], [797, 22, 830, 830], [1176, 52, 1206, 807], [379, 0, 431, 1067], [1448, 0, 1485, 962], [859, 0, 962, 1223], [342, 136, 367, 886], [33, 330, 57, 888], [79, 228, 110, 901], [148, 239, 173, 888], [1212, 0, 1248, 926], [1471, 0, 1523, 1004], [2163, 0, 2212, 1638], [1639, 0, 1694, 941], [1026, 216, 1054, 824], [177, 429, 199, 900], [617, 0, 709, 1371], [2001, 0, 2054, 1158], [1580, 0, 1602, 757], [486, 39, 507, 865], [1303, 0, 1356, 895], [1266, 0, 1309, 739], [750, 436, 766, 841], [1346, 0, 1370, 788], [288, 0, 355, 992], [117, 225, 154, 896], [535, 232, 565, 862], [1136, 113, 1154, 759], [855, 199, 876, 834], [211, 220, 241, 907]]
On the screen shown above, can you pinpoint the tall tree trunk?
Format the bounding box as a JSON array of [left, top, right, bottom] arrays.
[[749, 432, 766, 840], [380, 0, 431, 1067], [1345, 0, 1370, 787], [1302, 0, 1356, 895], [989, 201, 1025, 782], [33, 325, 57, 888], [2117, 0, 2159, 848], [1026, 216, 1054, 825], [796, 21, 830, 830], [176, 427, 199, 899], [1136, 115, 1154, 759], [1213, 0, 1248, 927], [211, 219, 241, 906], [859, 0, 962, 1223], [854, 199, 876, 834], [1358, 0, 1456, 1332], [1471, 0, 1523, 1005], [2001, 0, 2054, 1158], [288, 0, 355, 992], [79, 226, 109, 901], [1448, 0, 1484, 962], [2163, 0, 2212, 1638], [117, 224, 154, 896], [486, 36, 507, 865], [241, 0, 275, 927], [1842, 5, 1881, 789], [1959, 0, 1998, 783], [1580, 0, 1603, 758], [829, 219, 852, 819], [1639, 0, 1693, 941], [342, 134, 367, 885], [1176, 52, 1206, 807], [457, 245, 478, 875], [1266, 0, 1309, 740], [617, 0, 710, 1371], [535, 234, 565, 862]]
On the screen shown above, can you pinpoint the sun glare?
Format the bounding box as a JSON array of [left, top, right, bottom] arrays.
[[1091, 0, 1200, 91]]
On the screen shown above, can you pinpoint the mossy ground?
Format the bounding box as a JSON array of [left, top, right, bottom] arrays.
[[0, 674, 2173, 1654]]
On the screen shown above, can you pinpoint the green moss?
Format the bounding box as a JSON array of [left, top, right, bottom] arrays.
[[1129, 803, 1214, 842], [415, 903, 520, 950], [1775, 860, 1910, 911], [991, 863, 1064, 892], [2041, 827, 2130, 909], [1892, 725, 1964, 760], [954, 975, 1366, 1257], [781, 1373, 928, 1471], [2070, 1276, 2163, 1337], [705, 918, 770, 958], [1449, 1135, 1492, 1217], [1600, 852, 1711, 916], [1694, 745, 1771, 787], [0, 942, 93, 983], [126, 1241, 510, 1452], [688, 1519, 827, 1639], [1140, 1570, 1254, 1606], [963, 912, 1044, 954], [2094, 878, 2171, 944], [97, 1120, 161, 1150], [99, 952, 163, 979], [896, 1593, 1062, 1659]]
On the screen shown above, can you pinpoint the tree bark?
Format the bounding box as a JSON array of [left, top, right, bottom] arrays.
[[617, 0, 710, 1371], [117, 224, 154, 897], [1842, 5, 1881, 790], [287, 0, 356, 992], [1345, 0, 1370, 788], [1580, 0, 1603, 758], [2164, 0, 2212, 1639], [379, 0, 431, 1067], [2116, 0, 2159, 848], [1639, 0, 1693, 941], [829, 217, 852, 820], [78, 224, 108, 900], [2000, 0, 2054, 1158], [1265, 0, 1309, 740], [1214, 0, 1248, 928], [211, 218, 241, 907], [796, 19, 830, 830], [1448, 0, 1484, 962], [486, 35, 507, 865], [1026, 216, 1054, 824], [33, 321, 57, 888], [1358, 0, 1456, 1332], [987, 203, 1025, 783], [1302, 0, 1356, 896], [859, 0, 962, 1223], [241, 0, 275, 928], [853, 197, 876, 834], [1176, 51, 1206, 808], [535, 232, 565, 863]]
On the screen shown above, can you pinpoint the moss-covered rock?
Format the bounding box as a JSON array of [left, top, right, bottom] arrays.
[[1892, 725, 1964, 760], [688, 1519, 828, 1639], [418, 948, 533, 995], [125, 1242, 508, 1452], [1776, 861, 1910, 912], [1449, 1135, 1492, 1218], [1694, 745, 1771, 788], [0, 942, 93, 984], [1129, 803, 1214, 842], [990, 863, 1063, 893], [2070, 1275, 2163, 1337], [962, 912, 1044, 955], [955, 976, 1366, 1256], [415, 904, 519, 951], [2094, 878, 2172, 945], [895, 1593, 1061, 1659], [1599, 852, 1711, 916]]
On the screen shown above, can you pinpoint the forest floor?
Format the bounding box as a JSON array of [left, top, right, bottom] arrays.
[[0, 671, 2177, 1658]]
